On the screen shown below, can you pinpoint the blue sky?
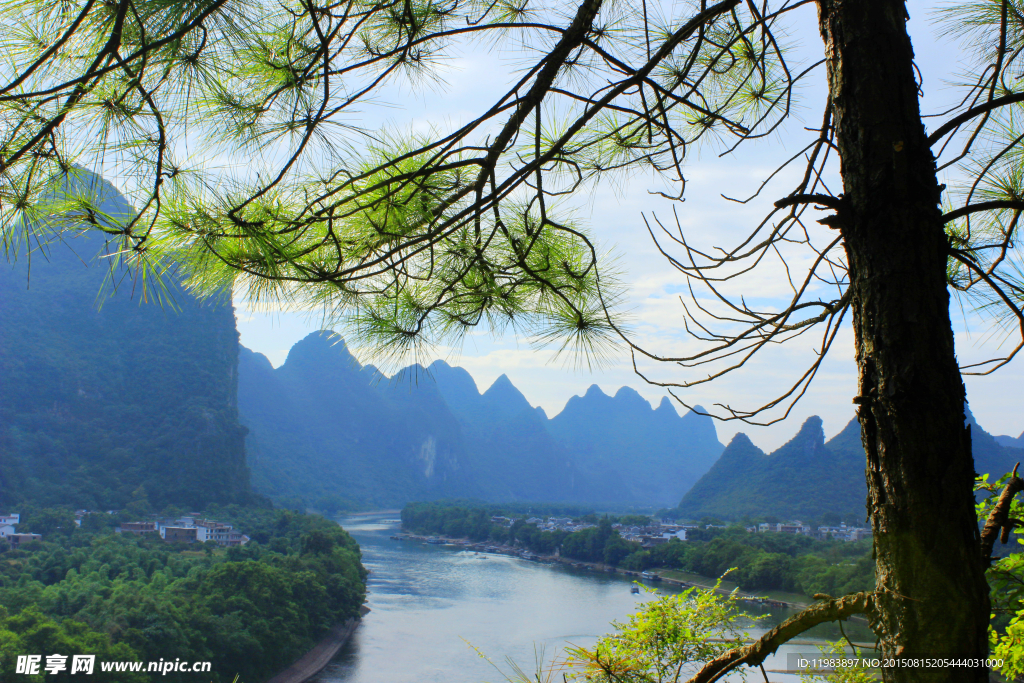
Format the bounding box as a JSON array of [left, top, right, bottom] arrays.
[[235, 1, 1024, 450]]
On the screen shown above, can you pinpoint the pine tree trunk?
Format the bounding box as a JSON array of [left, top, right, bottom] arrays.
[[816, 1, 990, 680]]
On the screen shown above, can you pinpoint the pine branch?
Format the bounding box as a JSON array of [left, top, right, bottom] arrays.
[[684, 592, 874, 683], [981, 463, 1024, 567], [942, 200, 1024, 223], [927, 92, 1024, 146]]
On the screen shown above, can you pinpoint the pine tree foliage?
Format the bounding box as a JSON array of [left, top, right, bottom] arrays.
[[1, 0, 1019, 398], [0, 0, 802, 367]]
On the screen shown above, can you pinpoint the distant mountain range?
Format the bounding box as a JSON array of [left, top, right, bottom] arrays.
[[238, 332, 725, 509], [11, 170, 1019, 520], [670, 410, 1024, 521], [996, 432, 1024, 450]]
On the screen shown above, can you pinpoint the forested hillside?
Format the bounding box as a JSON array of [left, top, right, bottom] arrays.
[[0, 171, 252, 510], [239, 333, 725, 509], [239, 335, 475, 510], [0, 507, 366, 683], [672, 412, 1024, 521]]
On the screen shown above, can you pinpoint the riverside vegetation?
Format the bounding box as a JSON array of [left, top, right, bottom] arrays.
[[0, 506, 366, 683], [409, 482, 1024, 682], [400, 502, 873, 598]]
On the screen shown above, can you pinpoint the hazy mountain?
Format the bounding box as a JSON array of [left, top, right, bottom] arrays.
[[968, 408, 1024, 481], [672, 412, 1024, 521], [240, 334, 476, 509], [547, 386, 724, 507], [995, 431, 1024, 450], [425, 360, 582, 503], [673, 416, 864, 521], [238, 339, 726, 508], [0, 171, 251, 510]]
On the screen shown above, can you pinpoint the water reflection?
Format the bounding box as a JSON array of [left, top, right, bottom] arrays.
[[315, 514, 874, 683]]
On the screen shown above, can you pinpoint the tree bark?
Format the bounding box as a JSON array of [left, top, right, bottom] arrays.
[[816, 1, 990, 681]]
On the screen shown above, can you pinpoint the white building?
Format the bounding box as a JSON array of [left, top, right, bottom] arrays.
[[0, 513, 21, 540], [194, 520, 249, 546]]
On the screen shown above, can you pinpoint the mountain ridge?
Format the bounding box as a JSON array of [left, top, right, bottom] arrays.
[[238, 332, 726, 508], [672, 412, 1024, 521]]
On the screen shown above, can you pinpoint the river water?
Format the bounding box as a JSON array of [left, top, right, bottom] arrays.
[[315, 513, 875, 683]]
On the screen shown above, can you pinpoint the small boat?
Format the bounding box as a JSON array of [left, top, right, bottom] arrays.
[[630, 585, 640, 594]]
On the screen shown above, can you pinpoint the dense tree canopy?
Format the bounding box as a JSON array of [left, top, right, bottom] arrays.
[[0, 507, 366, 683]]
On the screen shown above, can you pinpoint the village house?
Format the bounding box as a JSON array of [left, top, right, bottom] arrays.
[[160, 526, 198, 543], [7, 533, 42, 548], [118, 516, 249, 546], [193, 519, 249, 546], [0, 513, 39, 546]]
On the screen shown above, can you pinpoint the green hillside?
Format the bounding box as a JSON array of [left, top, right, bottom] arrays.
[[0, 172, 252, 510], [672, 413, 1024, 521]]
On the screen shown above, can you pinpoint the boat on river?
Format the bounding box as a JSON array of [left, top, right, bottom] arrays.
[[640, 571, 662, 582]]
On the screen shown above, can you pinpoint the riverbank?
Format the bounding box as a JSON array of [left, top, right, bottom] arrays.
[[393, 532, 809, 611], [266, 606, 371, 683]]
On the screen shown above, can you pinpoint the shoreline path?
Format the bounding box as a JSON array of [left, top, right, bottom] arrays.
[[266, 605, 371, 683]]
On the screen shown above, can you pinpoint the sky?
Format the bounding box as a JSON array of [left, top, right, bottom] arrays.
[[234, 1, 1024, 451]]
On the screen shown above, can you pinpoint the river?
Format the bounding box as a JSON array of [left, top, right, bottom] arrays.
[[314, 513, 875, 683]]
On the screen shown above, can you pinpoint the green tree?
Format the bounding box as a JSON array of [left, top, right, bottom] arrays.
[[976, 471, 1024, 680], [21, 509, 77, 537], [4, 0, 1024, 679], [565, 579, 755, 683], [123, 486, 152, 519], [0, 606, 146, 683]]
